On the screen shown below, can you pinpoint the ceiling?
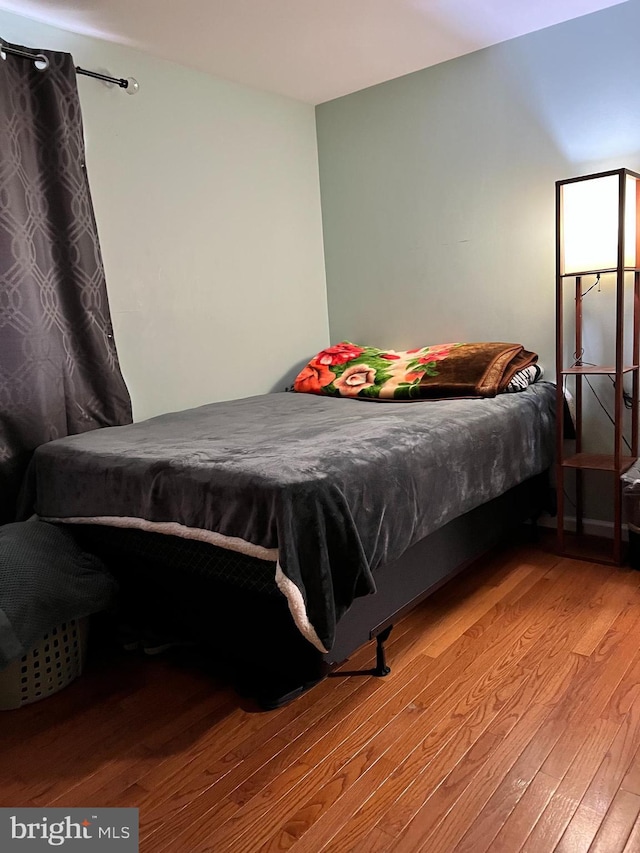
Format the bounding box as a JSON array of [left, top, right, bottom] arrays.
[[0, 0, 629, 104]]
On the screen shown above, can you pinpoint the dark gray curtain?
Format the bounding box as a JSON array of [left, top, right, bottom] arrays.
[[0, 42, 132, 523]]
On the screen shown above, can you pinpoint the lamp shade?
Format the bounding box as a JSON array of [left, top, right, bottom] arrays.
[[558, 169, 640, 276]]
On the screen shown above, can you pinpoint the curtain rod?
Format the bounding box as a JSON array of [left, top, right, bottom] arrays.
[[0, 43, 139, 93]]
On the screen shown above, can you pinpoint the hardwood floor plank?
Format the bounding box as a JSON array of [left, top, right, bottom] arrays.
[[5, 543, 640, 853], [0, 663, 232, 806], [541, 614, 640, 781], [347, 718, 505, 853], [142, 670, 395, 850], [454, 561, 614, 684], [449, 712, 568, 853], [605, 650, 640, 725], [571, 571, 640, 657], [622, 812, 640, 852], [588, 788, 640, 853], [47, 684, 237, 806], [388, 554, 568, 671], [515, 570, 618, 678], [120, 625, 417, 838], [572, 692, 640, 833], [381, 558, 541, 660], [621, 741, 640, 796], [281, 666, 530, 853], [391, 702, 554, 853], [319, 566, 609, 853], [345, 646, 584, 853], [268, 746, 398, 852], [147, 653, 438, 851], [555, 802, 604, 853], [133, 650, 372, 808], [164, 558, 572, 853], [383, 636, 584, 849], [422, 561, 543, 657], [519, 717, 621, 853], [318, 693, 513, 853], [487, 771, 560, 853]]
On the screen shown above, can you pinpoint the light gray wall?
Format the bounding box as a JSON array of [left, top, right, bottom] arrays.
[[0, 10, 329, 422], [316, 0, 640, 372], [316, 0, 640, 521]]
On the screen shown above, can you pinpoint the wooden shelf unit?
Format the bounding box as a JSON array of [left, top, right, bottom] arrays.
[[555, 169, 640, 566]]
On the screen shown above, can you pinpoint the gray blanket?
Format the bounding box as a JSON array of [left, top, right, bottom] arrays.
[[0, 519, 117, 668], [29, 384, 555, 652]]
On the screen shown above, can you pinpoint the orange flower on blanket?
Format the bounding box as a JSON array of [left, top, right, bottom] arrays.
[[333, 364, 377, 396], [294, 360, 336, 394], [316, 342, 365, 366]]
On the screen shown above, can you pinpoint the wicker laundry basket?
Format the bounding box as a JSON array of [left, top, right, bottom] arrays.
[[0, 618, 89, 710]]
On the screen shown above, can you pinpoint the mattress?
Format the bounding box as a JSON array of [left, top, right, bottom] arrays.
[[28, 383, 556, 652]]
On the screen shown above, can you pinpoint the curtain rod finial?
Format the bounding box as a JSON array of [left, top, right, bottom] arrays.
[[125, 77, 139, 95]]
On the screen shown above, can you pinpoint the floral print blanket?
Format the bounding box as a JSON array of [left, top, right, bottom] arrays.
[[294, 341, 538, 400]]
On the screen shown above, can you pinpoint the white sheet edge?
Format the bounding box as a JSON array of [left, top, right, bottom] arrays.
[[275, 562, 328, 654], [41, 514, 328, 652], [41, 515, 278, 561]]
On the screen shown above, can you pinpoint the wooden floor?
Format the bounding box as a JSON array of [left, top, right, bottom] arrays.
[[4, 538, 640, 852]]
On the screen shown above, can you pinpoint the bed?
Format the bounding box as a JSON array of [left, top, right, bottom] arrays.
[[24, 346, 556, 707]]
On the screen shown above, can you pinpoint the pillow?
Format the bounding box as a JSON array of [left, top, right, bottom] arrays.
[[503, 364, 544, 393], [293, 341, 538, 400]]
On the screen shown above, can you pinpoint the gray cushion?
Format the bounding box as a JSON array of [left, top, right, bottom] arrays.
[[0, 519, 117, 668]]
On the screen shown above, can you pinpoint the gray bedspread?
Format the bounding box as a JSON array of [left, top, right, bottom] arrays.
[[29, 383, 556, 652]]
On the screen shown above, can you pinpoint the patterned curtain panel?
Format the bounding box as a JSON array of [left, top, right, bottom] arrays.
[[0, 42, 132, 524]]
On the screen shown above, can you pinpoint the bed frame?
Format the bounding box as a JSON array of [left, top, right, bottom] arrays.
[[71, 469, 550, 709]]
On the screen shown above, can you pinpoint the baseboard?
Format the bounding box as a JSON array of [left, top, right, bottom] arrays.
[[536, 513, 629, 542]]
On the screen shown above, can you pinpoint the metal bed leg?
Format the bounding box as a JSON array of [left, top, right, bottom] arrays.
[[372, 625, 393, 677]]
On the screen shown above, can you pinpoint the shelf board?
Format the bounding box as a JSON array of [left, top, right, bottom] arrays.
[[559, 266, 640, 277], [561, 453, 637, 472], [561, 365, 639, 375]]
